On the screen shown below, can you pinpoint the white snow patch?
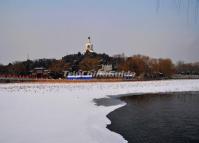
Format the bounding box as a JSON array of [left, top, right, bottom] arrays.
[[0, 79, 199, 143]]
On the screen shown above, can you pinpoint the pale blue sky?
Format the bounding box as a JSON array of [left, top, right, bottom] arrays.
[[0, 0, 199, 64]]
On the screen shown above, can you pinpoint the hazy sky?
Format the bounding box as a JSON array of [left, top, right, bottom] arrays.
[[0, 0, 199, 64]]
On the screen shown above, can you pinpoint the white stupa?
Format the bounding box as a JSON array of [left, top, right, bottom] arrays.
[[84, 37, 94, 53]]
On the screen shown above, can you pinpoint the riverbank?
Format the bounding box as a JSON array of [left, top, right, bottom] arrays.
[[0, 78, 128, 83], [1, 77, 199, 84], [1, 73, 199, 84]]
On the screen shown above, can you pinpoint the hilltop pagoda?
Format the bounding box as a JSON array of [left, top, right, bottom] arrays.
[[84, 37, 94, 53]]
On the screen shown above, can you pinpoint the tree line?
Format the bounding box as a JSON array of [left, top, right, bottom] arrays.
[[0, 52, 199, 79]]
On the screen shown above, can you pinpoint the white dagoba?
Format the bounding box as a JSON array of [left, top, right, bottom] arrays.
[[84, 37, 94, 53]]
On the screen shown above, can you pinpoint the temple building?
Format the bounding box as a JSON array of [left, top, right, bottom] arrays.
[[84, 37, 94, 53]]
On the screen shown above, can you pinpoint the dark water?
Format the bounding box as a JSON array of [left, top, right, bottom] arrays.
[[107, 92, 199, 143]]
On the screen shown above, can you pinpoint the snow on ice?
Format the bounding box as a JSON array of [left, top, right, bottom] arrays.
[[0, 79, 199, 143]]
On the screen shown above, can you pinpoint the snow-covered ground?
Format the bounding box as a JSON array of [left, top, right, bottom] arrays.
[[0, 79, 199, 143]]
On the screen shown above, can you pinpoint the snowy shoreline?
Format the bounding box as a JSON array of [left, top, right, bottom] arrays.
[[0, 79, 199, 143]]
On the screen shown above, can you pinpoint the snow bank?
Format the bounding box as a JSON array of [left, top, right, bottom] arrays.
[[0, 79, 199, 143]]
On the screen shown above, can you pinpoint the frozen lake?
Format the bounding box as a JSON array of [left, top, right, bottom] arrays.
[[107, 92, 199, 143], [0, 80, 199, 143]]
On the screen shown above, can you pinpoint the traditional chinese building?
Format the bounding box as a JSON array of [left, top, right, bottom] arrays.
[[31, 67, 49, 78]]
